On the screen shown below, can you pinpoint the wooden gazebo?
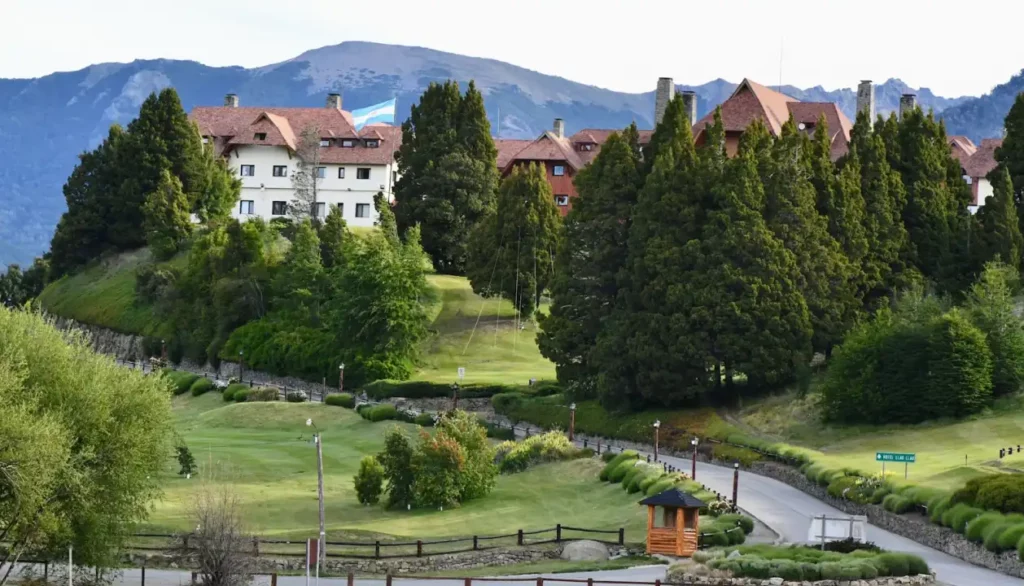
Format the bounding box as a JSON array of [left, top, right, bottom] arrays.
[[640, 488, 705, 557]]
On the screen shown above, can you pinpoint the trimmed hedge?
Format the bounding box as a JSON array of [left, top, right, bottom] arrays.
[[364, 379, 560, 400], [414, 412, 435, 426], [608, 459, 639, 483], [599, 451, 639, 481], [246, 387, 279, 402], [359, 403, 399, 422], [882, 493, 913, 514], [189, 377, 215, 397], [953, 474, 1024, 515], [166, 371, 200, 395], [705, 546, 928, 581], [223, 383, 247, 402], [965, 512, 1005, 543], [325, 393, 355, 408], [233, 388, 251, 402], [998, 523, 1024, 551], [711, 444, 762, 467]]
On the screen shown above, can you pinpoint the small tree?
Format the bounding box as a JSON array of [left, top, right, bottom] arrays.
[[412, 430, 466, 509], [177, 444, 197, 477], [966, 261, 1024, 396], [435, 411, 496, 501], [143, 170, 193, 260], [178, 486, 255, 586], [378, 428, 415, 508], [353, 456, 385, 505], [291, 126, 324, 222]]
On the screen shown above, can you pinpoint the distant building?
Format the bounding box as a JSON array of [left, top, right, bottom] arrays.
[[190, 94, 400, 227], [961, 138, 1003, 213]]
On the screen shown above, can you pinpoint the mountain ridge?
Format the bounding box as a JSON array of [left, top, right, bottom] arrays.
[[0, 40, 1001, 266]]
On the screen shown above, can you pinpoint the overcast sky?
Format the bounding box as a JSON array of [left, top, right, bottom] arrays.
[[2, 0, 1022, 97]]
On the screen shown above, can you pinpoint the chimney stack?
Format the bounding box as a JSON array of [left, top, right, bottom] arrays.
[[680, 91, 697, 128], [553, 118, 565, 139], [326, 93, 343, 111], [224, 94, 239, 108], [856, 80, 875, 121], [899, 93, 917, 120], [655, 77, 675, 126]]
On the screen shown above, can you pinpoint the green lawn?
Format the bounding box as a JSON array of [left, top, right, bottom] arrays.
[[414, 274, 555, 384], [151, 393, 646, 541]]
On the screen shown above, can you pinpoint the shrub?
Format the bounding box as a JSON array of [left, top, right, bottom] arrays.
[[906, 554, 929, 575], [769, 559, 802, 581], [823, 538, 880, 553], [600, 451, 617, 463], [168, 371, 200, 395], [799, 562, 820, 581], [620, 463, 647, 488], [325, 393, 355, 408], [928, 494, 952, 523], [494, 431, 580, 473], [646, 477, 677, 496], [189, 377, 215, 397], [414, 412, 435, 426], [818, 562, 842, 581], [983, 522, 1013, 552], [638, 473, 665, 494], [966, 512, 1005, 542], [999, 523, 1024, 551], [626, 468, 658, 494], [950, 505, 985, 534], [608, 458, 639, 484], [700, 529, 729, 547], [484, 423, 515, 441], [882, 493, 913, 514], [246, 387, 279, 402], [827, 476, 859, 499], [815, 468, 840, 487], [958, 474, 1024, 514], [353, 456, 385, 505], [716, 513, 755, 535], [364, 380, 548, 401], [599, 451, 639, 480], [360, 404, 399, 422], [738, 558, 769, 579], [233, 388, 250, 402], [711, 444, 761, 467], [223, 383, 247, 402], [286, 392, 307, 403]]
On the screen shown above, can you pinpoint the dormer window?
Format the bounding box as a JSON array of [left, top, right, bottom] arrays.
[[320, 139, 331, 147], [202, 137, 210, 144], [341, 139, 356, 148], [578, 143, 594, 151], [365, 139, 380, 148], [254, 132, 267, 141]]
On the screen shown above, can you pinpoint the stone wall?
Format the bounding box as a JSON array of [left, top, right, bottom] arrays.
[[51, 316, 147, 362], [126, 544, 563, 575], [388, 397, 493, 414], [667, 568, 934, 586], [750, 461, 1024, 578]]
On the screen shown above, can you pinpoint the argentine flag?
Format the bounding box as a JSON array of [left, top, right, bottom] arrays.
[[351, 98, 397, 130]]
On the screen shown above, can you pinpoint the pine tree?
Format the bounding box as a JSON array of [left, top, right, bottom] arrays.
[[394, 81, 498, 273], [374, 192, 400, 249], [758, 120, 856, 355], [465, 163, 561, 319], [319, 205, 353, 270], [538, 132, 641, 394], [977, 167, 1024, 269], [195, 149, 241, 223], [994, 93, 1024, 231], [809, 115, 869, 276], [643, 93, 695, 175], [142, 170, 193, 260], [272, 220, 324, 324]]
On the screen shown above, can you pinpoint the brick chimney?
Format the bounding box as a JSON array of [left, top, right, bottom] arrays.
[[224, 94, 239, 108], [655, 77, 675, 126], [680, 91, 697, 127], [857, 80, 875, 121], [899, 93, 917, 120], [553, 118, 565, 138], [326, 93, 343, 110]]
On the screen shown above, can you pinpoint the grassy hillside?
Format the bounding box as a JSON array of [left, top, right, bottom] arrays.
[[152, 393, 645, 540], [38, 248, 555, 384]]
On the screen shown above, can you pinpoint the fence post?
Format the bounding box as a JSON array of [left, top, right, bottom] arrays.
[[655, 580, 661, 586], [43, 562, 48, 583], [385, 574, 392, 586], [473, 535, 478, 550], [347, 572, 354, 586], [417, 540, 423, 557], [618, 528, 624, 545], [253, 536, 260, 557], [375, 540, 381, 559], [536, 578, 543, 586], [464, 579, 472, 586], [587, 579, 593, 586], [556, 524, 562, 542], [518, 529, 524, 546], [190, 572, 197, 586], [271, 574, 277, 586]]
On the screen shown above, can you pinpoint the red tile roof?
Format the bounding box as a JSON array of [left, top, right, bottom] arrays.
[[496, 139, 533, 169], [190, 106, 398, 165], [504, 131, 586, 172], [964, 138, 1002, 179], [948, 135, 978, 168]]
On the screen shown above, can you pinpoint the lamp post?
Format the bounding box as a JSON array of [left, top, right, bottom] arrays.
[[239, 350, 245, 383], [451, 383, 460, 411], [338, 363, 345, 394], [691, 437, 699, 480], [568, 403, 577, 441], [306, 418, 325, 569], [161, 339, 167, 362], [653, 420, 661, 462], [732, 462, 740, 511]]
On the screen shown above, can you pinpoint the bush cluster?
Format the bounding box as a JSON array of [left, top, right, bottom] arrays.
[[189, 377, 215, 397], [285, 391, 307, 403], [358, 403, 399, 422], [704, 545, 928, 581], [494, 431, 583, 473], [242, 387, 278, 402], [953, 474, 1024, 514], [353, 455, 385, 505], [711, 444, 762, 467], [223, 382, 248, 402], [364, 380, 560, 400], [325, 393, 355, 408], [164, 370, 200, 395]]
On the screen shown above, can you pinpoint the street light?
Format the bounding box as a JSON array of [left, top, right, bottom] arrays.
[[338, 363, 345, 394], [451, 382, 460, 411], [306, 418, 325, 570], [238, 350, 245, 383], [691, 437, 699, 480], [568, 403, 577, 441], [732, 462, 740, 511], [653, 420, 661, 462]]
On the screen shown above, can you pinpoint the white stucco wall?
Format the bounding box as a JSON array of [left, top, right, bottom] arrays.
[[227, 145, 396, 227], [976, 177, 994, 207]]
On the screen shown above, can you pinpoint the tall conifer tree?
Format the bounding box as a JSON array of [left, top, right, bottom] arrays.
[[977, 167, 1024, 270]]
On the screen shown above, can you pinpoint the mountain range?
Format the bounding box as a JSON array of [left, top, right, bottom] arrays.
[[0, 41, 1019, 267]]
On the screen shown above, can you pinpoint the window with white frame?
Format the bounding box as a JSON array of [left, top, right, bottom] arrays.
[[315, 167, 326, 179], [240, 165, 255, 177], [320, 139, 331, 147], [338, 167, 346, 179], [365, 139, 380, 148], [355, 203, 370, 218], [239, 200, 254, 215], [555, 195, 570, 207], [342, 139, 356, 148], [273, 165, 287, 177], [314, 202, 326, 218], [272, 201, 287, 215], [553, 165, 565, 176], [357, 168, 371, 180]]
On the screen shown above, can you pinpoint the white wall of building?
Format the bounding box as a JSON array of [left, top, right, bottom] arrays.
[[977, 177, 994, 207], [227, 145, 396, 227]]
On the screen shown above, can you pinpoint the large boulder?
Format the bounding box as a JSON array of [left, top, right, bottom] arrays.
[[560, 540, 610, 561]]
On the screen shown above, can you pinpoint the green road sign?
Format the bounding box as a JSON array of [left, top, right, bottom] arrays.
[[876, 452, 916, 463]]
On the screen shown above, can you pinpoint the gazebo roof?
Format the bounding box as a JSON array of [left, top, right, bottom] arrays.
[[639, 488, 707, 508]]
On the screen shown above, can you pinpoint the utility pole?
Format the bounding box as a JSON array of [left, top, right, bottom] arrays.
[[316, 432, 325, 568]]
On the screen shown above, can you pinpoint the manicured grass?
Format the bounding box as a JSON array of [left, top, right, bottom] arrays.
[[415, 274, 555, 384], [414, 556, 665, 577], [37, 248, 180, 337], [151, 394, 646, 541]]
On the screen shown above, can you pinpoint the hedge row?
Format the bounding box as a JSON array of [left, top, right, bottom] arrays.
[[362, 379, 560, 400], [325, 393, 356, 408], [164, 370, 201, 396], [698, 545, 928, 581]]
